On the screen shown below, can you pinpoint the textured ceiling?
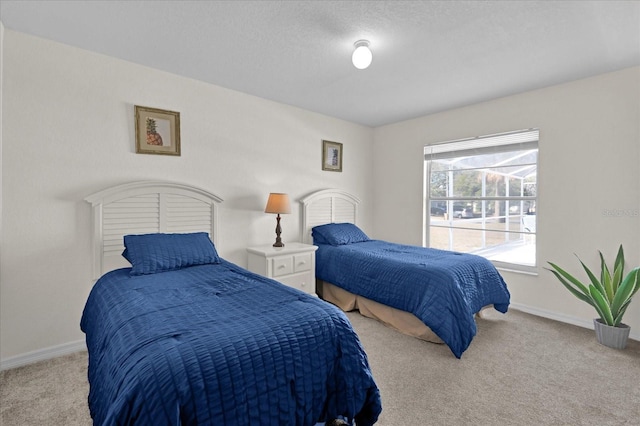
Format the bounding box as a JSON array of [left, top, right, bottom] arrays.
[[1, 0, 639, 127]]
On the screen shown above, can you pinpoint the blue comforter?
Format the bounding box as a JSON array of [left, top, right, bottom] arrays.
[[315, 241, 510, 358], [81, 260, 381, 425]]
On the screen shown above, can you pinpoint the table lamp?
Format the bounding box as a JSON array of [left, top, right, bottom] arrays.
[[264, 193, 291, 247]]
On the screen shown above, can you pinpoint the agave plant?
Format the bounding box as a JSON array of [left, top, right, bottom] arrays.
[[547, 245, 640, 327]]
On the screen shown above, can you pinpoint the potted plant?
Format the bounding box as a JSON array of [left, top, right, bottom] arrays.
[[547, 245, 640, 349]]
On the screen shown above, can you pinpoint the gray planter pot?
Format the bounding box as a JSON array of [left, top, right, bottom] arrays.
[[593, 319, 630, 349]]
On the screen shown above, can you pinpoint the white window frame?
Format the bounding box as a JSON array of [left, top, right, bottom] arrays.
[[424, 128, 539, 274]]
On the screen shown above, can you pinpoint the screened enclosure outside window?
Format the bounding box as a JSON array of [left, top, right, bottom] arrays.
[[424, 129, 538, 272]]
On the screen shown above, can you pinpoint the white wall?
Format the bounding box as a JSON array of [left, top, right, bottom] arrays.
[[1, 24, 4, 339], [0, 30, 374, 362], [373, 66, 640, 337], [2, 27, 639, 367]]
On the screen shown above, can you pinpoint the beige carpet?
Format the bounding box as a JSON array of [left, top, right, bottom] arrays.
[[1, 350, 91, 425], [1, 309, 639, 425]]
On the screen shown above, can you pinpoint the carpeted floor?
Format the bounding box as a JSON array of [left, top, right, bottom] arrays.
[[0, 350, 91, 425], [1, 308, 639, 425]]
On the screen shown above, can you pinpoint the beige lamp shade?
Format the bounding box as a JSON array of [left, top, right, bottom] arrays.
[[264, 193, 291, 214]]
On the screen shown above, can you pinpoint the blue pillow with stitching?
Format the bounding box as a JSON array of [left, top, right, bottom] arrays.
[[312, 223, 370, 246], [123, 232, 220, 275]]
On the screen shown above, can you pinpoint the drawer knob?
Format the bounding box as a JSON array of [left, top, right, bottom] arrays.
[[278, 265, 286, 269]]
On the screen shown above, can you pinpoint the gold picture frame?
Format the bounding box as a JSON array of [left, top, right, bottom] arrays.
[[322, 140, 343, 172], [135, 106, 181, 156]]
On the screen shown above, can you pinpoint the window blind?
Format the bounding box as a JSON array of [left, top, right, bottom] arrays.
[[424, 128, 539, 160]]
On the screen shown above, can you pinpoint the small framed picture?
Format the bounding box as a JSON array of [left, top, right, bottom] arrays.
[[135, 106, 181, 156], [322, 140, 343, 172]]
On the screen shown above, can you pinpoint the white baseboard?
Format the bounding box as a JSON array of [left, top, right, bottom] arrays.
[[1, 339, 87, 371], [510, 303, 640, 341], [2, 305, 637, 371]]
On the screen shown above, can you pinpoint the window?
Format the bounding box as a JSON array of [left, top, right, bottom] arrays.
[[424, 129, 538, 272]]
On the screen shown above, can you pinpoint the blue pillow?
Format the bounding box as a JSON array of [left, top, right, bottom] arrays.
[[122, 232, 220, 275], [312, 223, 370, 246]]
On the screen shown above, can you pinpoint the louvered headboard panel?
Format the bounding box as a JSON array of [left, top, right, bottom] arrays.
[[299, 189, 360, 245], [85, 181, 223, 280]]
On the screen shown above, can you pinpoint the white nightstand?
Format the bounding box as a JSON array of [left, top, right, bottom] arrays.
[[246, 242, 318, 295]]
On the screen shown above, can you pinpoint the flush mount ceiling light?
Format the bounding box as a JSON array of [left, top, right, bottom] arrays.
[[352, 40, 372, 70]]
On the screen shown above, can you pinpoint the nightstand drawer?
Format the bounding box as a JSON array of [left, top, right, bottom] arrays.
[[246, 243, 318, 296], [293, 253, 312, 273], [279, 272, 315, 295], [272, 256, 293, 277]]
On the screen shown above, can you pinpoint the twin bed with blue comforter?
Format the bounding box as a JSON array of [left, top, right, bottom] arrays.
[[81, 232, 381, 425], [311, 223, 511, 359], [81, 181, 509, 425]]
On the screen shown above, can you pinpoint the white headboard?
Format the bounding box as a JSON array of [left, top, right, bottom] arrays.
[[84, 181, 223, 279], [299, 189, 360, 245]]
